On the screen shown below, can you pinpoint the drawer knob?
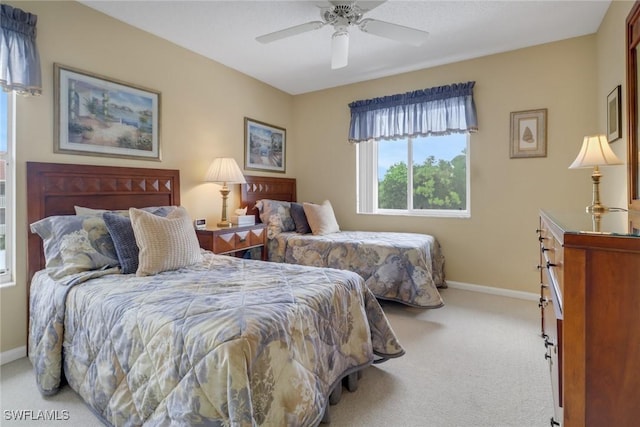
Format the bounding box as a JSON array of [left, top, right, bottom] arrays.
[[545, 352, 552, 360], [536, 229, 547, 242]]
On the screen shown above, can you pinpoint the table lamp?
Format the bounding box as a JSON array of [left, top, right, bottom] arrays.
[[205, 157, 246, 227], [568, 134, 623, 214]]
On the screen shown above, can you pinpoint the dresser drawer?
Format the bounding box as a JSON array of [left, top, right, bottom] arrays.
[[196, 224, 267, 259], [541, 282, 563, 413], [539, 221, 564, 315], [214, 231, 237, 253], [249, 227, 265, 246]]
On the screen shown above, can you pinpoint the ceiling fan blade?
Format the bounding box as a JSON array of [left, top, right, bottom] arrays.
[[358, 18, 429, 47], [331, 30, 349, 69], [256, 21, 325, 44], [353, 1, 387, 13]]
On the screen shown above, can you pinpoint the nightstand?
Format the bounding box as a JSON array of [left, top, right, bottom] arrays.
[[196, 223, 267, 260]]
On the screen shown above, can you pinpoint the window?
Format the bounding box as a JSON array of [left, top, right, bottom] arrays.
[[0, 90, 14, 286], [357, 134, 470, 218]]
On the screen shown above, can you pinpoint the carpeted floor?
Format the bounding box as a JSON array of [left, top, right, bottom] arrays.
[[0, 287, 553, 426]]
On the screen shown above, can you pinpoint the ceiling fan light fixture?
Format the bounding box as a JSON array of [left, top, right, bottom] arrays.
[[331, 29, 349, 69]]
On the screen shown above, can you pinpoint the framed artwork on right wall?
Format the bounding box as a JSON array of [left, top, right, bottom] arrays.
[[607, 85, 621, 142]]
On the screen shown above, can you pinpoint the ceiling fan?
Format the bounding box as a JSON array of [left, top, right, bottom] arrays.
[[255, 1, 429, 70]]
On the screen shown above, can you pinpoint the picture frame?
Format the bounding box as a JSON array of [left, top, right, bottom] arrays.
[[244, 117, 286, 173], [54, 63, 161, 160], [509, 108, 547, 158], [607, 85, 621, 142]]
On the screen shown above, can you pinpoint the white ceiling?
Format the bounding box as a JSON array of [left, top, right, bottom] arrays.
[[80, 0, 611, 95]]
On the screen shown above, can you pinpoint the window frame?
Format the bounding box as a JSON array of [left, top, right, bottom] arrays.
[[357, 134, 471, 219], [0, 91, 15, 287]]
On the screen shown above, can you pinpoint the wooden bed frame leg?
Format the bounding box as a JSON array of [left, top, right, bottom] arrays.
[[343, 372, 359, 392], [321, 405, 331, 424], [329, 382, 343, 405]]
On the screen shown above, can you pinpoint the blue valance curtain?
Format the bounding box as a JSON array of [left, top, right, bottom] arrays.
[[348, 81, 477, 143], [0, 4, 42, 96]]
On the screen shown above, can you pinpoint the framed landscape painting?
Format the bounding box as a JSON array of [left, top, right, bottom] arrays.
[[244, 117, 286, 173], [54, 64, 161, 160]]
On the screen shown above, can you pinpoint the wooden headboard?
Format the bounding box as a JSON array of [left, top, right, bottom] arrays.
[[240, 176, 297, 222], [26, 162, 181, 283]]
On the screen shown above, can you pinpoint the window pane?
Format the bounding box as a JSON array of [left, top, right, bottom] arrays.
[[0, 91, 6, 152], [0, 91, 7, 275], [412, 135, 467, 210], [378, 139, 408, 209], [0, 159, 5, 274]]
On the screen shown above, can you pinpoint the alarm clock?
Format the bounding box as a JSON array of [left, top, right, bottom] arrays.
[[194, 218, 207, 230]]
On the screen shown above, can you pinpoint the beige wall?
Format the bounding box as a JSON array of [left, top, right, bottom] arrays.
[[292, 35, 602, 294], [596, 0, 634, 208], [0, 1, 294, 353], [1, 1, 633, 354]]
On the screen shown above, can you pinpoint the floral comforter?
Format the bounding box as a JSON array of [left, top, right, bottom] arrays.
[[268, 231, 446, 308], [29, 252, 404, 426]]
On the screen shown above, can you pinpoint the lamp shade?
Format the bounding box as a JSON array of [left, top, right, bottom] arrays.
[[204, 157, 246, 184], [569, 134, 623, 169]]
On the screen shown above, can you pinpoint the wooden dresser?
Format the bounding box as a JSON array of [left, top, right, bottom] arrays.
[[538, 210, 640, 427]]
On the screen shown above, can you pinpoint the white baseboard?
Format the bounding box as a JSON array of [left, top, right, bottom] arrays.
[[446, 281, 538, 301], [1, 346, 26, 366]]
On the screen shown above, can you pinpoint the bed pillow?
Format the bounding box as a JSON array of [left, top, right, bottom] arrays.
[[130, 206, 202, 276], [30, 215, 119, 280], [103, 208, 174, 274], [255, 199, 295, 234], [102, 213, 139, 274], [75, 205, 175, 216], [303, 200, 340, 235], [290, 202, 312, 234]]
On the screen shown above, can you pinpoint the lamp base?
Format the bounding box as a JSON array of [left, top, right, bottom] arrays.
[[217, 220, 233, 228], [585, 204, 610, 215]]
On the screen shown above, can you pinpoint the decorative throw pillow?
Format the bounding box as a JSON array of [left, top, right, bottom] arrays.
[[255, 199, 295, 234], [103, 213, 139, 274], [103, 208, 175, 274], [30, 215, 119, 280], [130, 206, 202, 276], [303, 200, 340, 235], [290, 202, 311, 234]]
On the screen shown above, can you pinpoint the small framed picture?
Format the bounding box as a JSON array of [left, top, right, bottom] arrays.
[[54, 64, 161, 160], [244, 117, 286, 173], [607, 85, 621, 142], [510, 109, 547, 158]]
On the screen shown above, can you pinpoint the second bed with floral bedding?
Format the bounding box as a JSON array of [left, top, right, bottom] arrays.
[[257, 199, 446, 308]]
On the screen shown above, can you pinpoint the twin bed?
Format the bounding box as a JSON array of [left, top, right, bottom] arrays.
[[26, 162, 405, 426], [240, 175, 446, 308]]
